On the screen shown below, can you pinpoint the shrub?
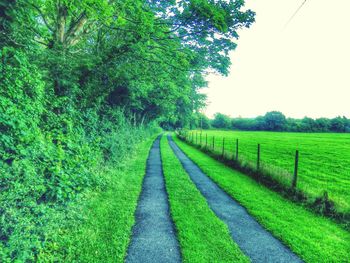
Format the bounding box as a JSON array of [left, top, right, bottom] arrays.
[[0, 48, 161, 261]]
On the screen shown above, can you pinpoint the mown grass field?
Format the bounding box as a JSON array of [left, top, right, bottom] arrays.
[[173, 136, 350, 262], [187, 130, 350, 213]]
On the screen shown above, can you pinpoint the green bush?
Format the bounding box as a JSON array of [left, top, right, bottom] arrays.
[[0, 47, 160, 261]]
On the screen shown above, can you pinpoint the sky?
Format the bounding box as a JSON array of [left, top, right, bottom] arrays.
[[203, 0, 350, 119]]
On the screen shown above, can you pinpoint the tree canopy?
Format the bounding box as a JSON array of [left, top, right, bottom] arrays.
[[1, 0, 254, 125], [212, 112, 231, 129]]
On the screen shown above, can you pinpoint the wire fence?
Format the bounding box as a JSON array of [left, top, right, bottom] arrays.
[[181, 130, 299, 188], [177, 130, 350, 217]]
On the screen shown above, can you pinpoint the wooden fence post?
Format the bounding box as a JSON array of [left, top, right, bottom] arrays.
[[222, 138, 225, 157], [212, 136, 215, 151], [196, 132, 198, 144], [257, 144, 261, 170], [200, 133, 202, 146], [235, 139, 239, 161], [292, 150, 299, 188]]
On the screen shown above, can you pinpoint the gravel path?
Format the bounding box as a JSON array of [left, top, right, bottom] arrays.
[[126, 136, 181, 263], [168, 135, 302, 263]]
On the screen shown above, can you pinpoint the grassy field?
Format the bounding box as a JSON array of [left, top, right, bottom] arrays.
[[185, 130, 350, 213], [160, 136, 248, 262], [173, 135, 350, 262]]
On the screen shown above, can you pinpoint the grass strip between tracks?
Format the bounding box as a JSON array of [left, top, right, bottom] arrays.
[[161, 136, 248, 262]]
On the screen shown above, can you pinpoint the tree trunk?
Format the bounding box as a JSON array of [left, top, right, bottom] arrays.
[[56, 5, 67, 45]]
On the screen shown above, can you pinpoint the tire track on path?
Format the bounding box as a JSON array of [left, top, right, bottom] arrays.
[[126, 135, 181, 263], [168, 135, 302, 263]]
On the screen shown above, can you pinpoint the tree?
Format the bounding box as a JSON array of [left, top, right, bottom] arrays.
[[301, 117, 316, 132], [211, 113, 231, 129], [4, 0, 254, 125], [263, 111, 287, 131], [345, 118, 350, 132], [330, 117, 346, 132], [315, 118, 331, 132], [191, 113, 211, 130]]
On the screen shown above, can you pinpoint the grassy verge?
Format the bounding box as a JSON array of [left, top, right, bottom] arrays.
[[160, 136, 248, 262], [173, 135, 350, 263], [40, 136, 157, 262]]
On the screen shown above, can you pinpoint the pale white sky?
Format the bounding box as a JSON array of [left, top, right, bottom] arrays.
[[203, 0, 350, 119]]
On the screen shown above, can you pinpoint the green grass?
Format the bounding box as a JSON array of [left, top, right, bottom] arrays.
[[187, 130, 350, 213], [174, 135, 350, 263], [160, 136, 248, 262], [41, 136, 156, 262]]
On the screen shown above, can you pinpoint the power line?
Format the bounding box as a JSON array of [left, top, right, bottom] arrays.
[[283, 0, 308, 30]]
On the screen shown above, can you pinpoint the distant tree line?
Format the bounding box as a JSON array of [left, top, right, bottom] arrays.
[[193, 111, 350, 133]]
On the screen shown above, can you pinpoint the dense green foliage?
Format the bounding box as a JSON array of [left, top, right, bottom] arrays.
[[186, 130, 350, 215], [160, 136, 248, 262], [47, 137, 155, 262], [0, 0, 254, 260], [173, 136, 350, 262], [0, 100, 158, 261], [209, 111, 350, 132], [211, 112, 231, 129]]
